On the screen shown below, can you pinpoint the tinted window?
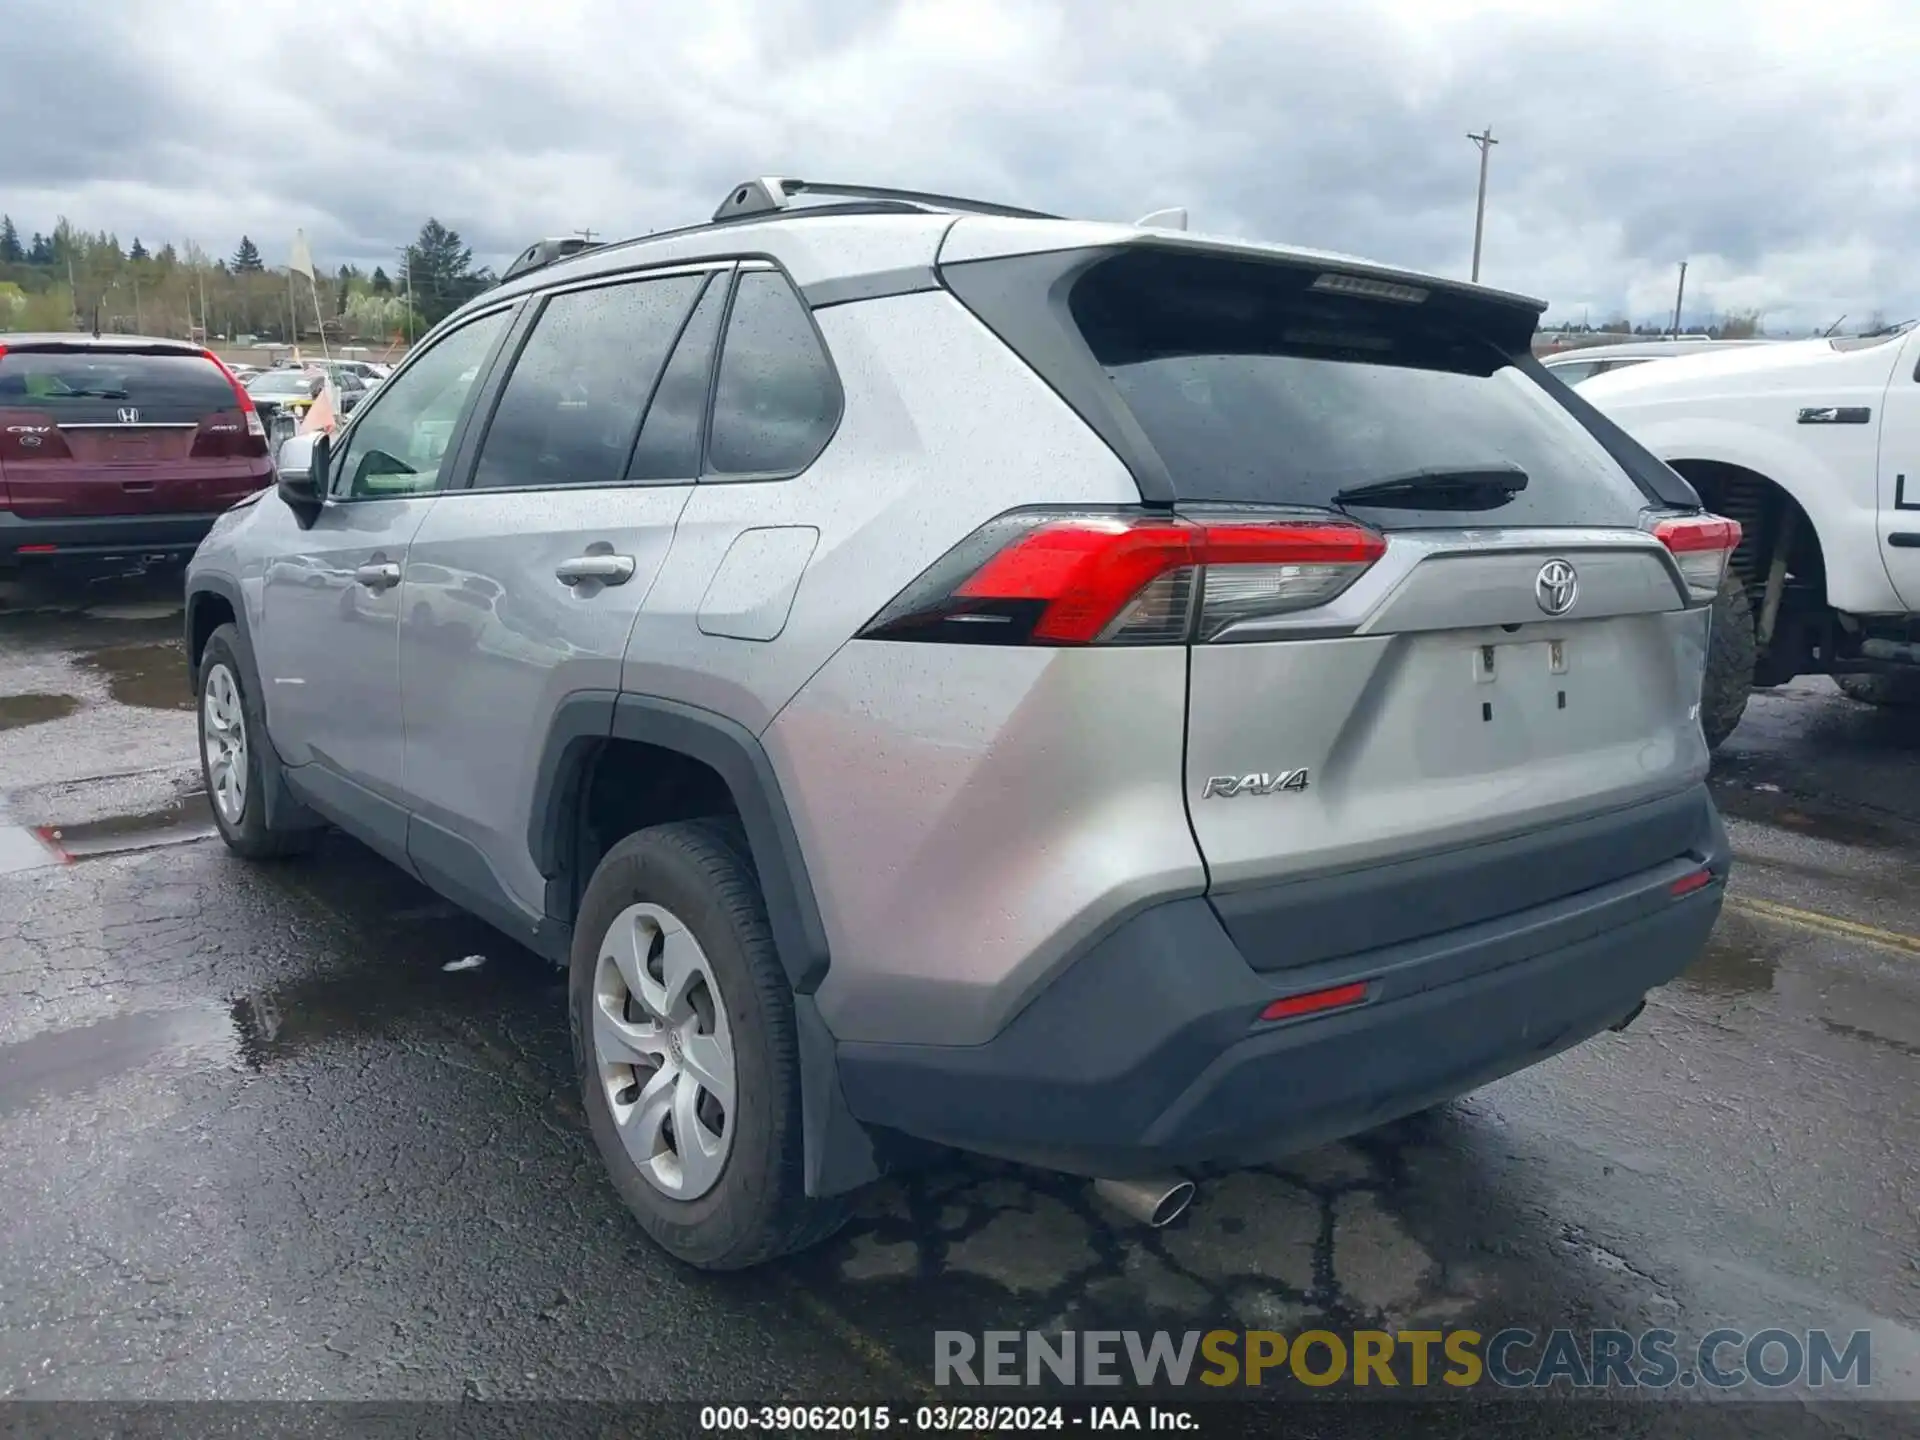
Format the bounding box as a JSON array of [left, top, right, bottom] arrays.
[[626, 275, 725, 483], [0, 349, 234, 423], [331, 309, 509, 499], [471, 274, 703, 490], [705, 270, 839, 477], [1070, 251, 1648, 530]]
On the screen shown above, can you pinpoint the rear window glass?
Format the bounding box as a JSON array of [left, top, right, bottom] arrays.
[[1070, 252, 1650, 528], [0, 349, 235, 423]]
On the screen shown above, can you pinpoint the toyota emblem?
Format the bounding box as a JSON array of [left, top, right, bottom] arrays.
[[1535, 559, 1579, 616]]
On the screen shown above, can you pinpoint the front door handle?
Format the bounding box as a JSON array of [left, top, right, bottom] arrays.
[[555, 554, 636, 587], [354, 561, 401, 590]]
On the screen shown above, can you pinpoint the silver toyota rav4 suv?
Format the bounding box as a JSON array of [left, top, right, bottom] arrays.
[[185, 179, 1736, 1269]]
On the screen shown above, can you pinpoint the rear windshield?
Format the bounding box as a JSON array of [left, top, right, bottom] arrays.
[[1069, 251, 1651, 528], [0, 348, 235, 424]]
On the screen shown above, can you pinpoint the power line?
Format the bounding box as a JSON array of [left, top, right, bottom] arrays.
[[1467, 127, 1497, 284]]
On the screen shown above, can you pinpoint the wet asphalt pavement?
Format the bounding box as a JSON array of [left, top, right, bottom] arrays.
[[0, 568, 1915, 1431]]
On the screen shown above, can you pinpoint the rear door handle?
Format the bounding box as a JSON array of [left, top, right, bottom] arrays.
[[555, 554, 636, 587], [354, 562, 401, 590]]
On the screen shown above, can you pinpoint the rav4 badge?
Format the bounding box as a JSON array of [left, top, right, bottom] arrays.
[[1202, 769, 1311, 798]]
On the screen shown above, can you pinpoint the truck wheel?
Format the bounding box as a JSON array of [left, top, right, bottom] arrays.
[[570, 818, 847, 1270], [1701, 576, 1755, 751], [1834, 673, 1920, 709]]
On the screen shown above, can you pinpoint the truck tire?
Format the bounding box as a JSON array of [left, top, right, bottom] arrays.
[[1834, 673, 1920, 709], [1701, 576, 1755, 751]]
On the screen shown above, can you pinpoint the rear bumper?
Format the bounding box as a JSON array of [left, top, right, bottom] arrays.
[[0, 509, 229, 567], [835, 785, 1728, 1177]]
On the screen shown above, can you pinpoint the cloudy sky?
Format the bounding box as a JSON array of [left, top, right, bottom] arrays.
[[3, 0, 1915, 331]]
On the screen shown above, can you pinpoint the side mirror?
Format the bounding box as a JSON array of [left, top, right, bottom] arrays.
[[276, 431, 330, 519]]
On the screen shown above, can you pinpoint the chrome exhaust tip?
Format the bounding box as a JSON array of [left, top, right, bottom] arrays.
[[1093, 1175, 1196, 1228]]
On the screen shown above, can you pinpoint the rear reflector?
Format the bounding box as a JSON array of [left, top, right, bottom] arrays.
[[1650, 513, 1742, 601], [1670, 868, 1714, 897], [1259, 981, 1370, 1023], [859, 509, 1387, 647], [17, 544, 57, 554]]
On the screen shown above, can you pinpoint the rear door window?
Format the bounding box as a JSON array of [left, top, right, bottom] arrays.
[[1069, 251, 1651, 529], [0, 349, 234, 424], [704, 269, 840, 478], [471, 272, 705, 491]]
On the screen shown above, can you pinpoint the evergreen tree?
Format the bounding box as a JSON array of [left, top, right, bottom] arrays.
[[129, 237, 149, 262], [0, 216, 21, 264], [231, 235, 264, 272], [28, 232, 53, 264], [400, 218, 490, 326], [371, 265, 392, 294]]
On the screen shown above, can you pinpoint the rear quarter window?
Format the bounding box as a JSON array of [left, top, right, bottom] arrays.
[[0, 350, 234, 424], [1069, 251, 1652, 530], [704, 269, 840, 478]]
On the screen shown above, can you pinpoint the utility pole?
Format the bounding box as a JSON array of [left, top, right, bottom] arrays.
[[397, 246, 414, 346], [574, 228, 598, 244], [1670, 260, 1688, 336], [1467, 127, 1498, 283]]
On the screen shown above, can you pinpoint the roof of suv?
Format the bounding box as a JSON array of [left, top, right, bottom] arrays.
[[0, 332, 205, 352], [456, 179, 1549, 329]]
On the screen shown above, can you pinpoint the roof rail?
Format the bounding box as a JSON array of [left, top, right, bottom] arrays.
[[501, 236, 604, 283], [712, 177, 1060, 224]]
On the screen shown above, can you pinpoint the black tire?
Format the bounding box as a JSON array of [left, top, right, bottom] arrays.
[[196, 624, 316, 860], [1834, 672, 1920, 708], [1701, 575, 1755, 751], [569, 818, 846, 1270]]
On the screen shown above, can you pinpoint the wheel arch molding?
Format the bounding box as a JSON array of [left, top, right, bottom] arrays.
[[528, 691, 833, 998]]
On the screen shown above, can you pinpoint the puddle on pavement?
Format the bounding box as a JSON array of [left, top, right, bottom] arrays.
[[1710, 780, 1914, 850], [1678, 909, 1782, 997], [0, 1004, 238, 1118], [0, 693, 81, 732], [227, 937, 560, 1067], [78, 638, 192, 712], [38, 790, 217, 860]]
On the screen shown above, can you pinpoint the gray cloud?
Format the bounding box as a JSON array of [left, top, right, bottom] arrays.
[[2, 0, 1916, 329]]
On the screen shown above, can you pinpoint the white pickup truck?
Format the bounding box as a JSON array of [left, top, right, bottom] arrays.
[[1576, 325, 1920, 746]]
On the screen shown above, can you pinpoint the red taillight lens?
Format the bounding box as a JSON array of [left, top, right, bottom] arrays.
[[1670, 868, 1714, 897], [200, 349, 268, 454], [860, 510, 1387, 646], [1650, 513, 1742, 601], [1259, 981, 1370, 1023]]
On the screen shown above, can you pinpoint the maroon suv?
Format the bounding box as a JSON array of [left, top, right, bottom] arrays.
[[0, 334, 275, 570]]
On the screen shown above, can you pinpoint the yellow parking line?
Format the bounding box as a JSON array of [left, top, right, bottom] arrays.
[[1725, 894, 1920, 956]]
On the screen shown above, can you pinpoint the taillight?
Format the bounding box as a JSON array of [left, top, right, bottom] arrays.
[[858, 509, 1388, 646], [201, 349, 268, 453], [1650, 513, 1742, 601]]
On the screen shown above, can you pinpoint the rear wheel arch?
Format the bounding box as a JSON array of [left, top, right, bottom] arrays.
[[531, 692, 878, 1200], [530, 692, 831, 997]]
